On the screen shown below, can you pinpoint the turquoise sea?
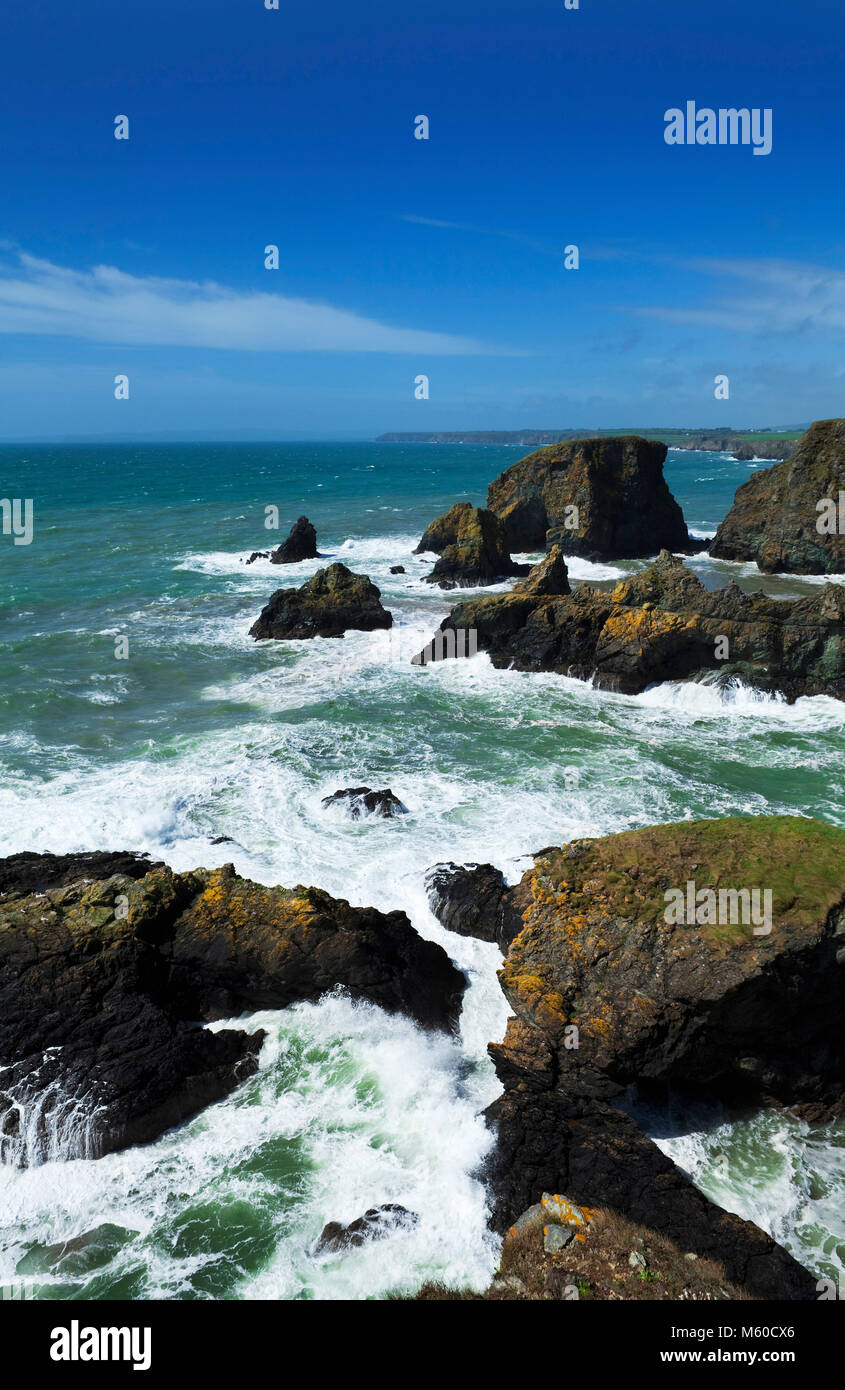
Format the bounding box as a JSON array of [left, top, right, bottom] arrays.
[[1, 441, 844, 1298]]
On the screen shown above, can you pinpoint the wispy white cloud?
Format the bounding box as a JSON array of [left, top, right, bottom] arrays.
[[0, 252, 504, 355], [623, 255, 845, 336], [401, 214, 557, 256]]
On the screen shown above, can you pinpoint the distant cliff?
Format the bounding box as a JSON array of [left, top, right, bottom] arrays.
[[376, 428, 800, 458]]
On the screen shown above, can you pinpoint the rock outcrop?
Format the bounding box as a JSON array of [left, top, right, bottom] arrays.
[[486, 435, 695, 558], [414, 502, 473, 555], [0, 859, 465, 1163], [321, 787, 408, 819], [403, 1195, 756, 1300], [430, 548, 845, 702], [271, 515, 318, 564], [420, 507, 529, 589], [711, 419, 845, 573], [315, 1205, 418, 1254], [0, 850, 161, 898], [483, 815, 845, 1299], [425, 862, 523, 952], [249, 563, 392, 640]]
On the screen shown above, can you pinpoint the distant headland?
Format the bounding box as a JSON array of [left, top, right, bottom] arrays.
[[376, 427, 804, 459]]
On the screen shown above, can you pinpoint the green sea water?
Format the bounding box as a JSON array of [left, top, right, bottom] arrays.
[[0, 441, 843, 1298]]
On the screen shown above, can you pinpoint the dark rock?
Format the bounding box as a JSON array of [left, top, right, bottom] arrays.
[[270, 515, 318, 565], [414, 502, 472, 554], [0, 862, 465, 1163], [425, 863, 522, 952], [321, 787, 408, 819], [209, 835, 235, 845], [315, 1204, 418, 1253], [487, 435, 693, 558], [245, 551, 270, 564], [390, 565, 406, 574], [431, 548, 845, 702], [422, 507, 529, 590], [249, 563, 392, 640], [512, 544, 571, 597], [486, 1084, 814, 1300], [711, 419, 845, 573], [0, 851, 161, 898], [484, 815, 845, 1299]]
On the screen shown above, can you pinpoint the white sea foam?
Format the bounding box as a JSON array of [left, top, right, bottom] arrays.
[[4, 513, 845, 1297], [0, 997, 503, 1300]]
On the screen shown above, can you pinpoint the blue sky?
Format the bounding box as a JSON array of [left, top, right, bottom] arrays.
[[0, 0, 843, 438]]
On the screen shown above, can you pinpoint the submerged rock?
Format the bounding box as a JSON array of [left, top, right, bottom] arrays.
[[711, 418, 845, 574], [249, 563, 392, 640], [430, 548, 845, 702], [270, 515, 318, 565], [321, 787, 408, 819], [315, 1204, 418, 1253], [0, 861, 465, 1163], [483, 815, 845, 1299], [486, 435, 696, 558], [421, 507, 529, 589], [425, 862, 522, 952], [390, 565, 406, 574]]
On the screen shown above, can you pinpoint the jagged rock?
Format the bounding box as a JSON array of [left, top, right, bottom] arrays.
[[432, 548, 845, 702], [245, 551, 270, 564], [487, 435, 696, 557], [321, 787, 408, 819], [315, 1204, 418, 1253], [0, 851, 161, 898], [270, 515, 318, 564], [711, 419, 845, 573], [390, 565, 406, 574], [414, 502, 473, 554], [544, 1225, 575, 1255], [249, 563, 392, 640], [425, 862, 522, 952], [0, 862, 465, 1163], [512, 545, 571, 597], [422, 507, 529, 589], [483, 815, 845, 1299]]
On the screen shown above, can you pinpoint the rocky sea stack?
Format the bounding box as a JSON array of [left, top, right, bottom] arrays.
[[415, 503, 528, 589], [711, 418, 845, 574], [486, 435, 697, 558], [271, 515, 318, 564], [429, 547, 845, 702], [482, 814, 845, 1299], [250, 562, 392, 639], [0, 856, 465, 1164]]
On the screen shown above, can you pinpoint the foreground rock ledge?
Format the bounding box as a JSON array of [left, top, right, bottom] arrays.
[[428, 548, 845, 702], [483, 815, 845, 1299], [0, 857, 465, 1163]]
